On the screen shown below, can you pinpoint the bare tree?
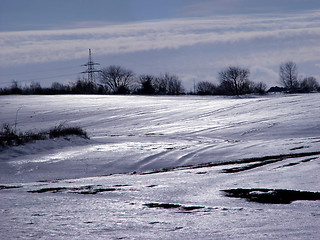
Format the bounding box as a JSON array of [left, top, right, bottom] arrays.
[[51, 82, 70, 94], [138, 74, 155, 95], [279, 61, 299, 90], [196, 81, 216, 95], [10, 80, 22, 94], [99, 65, 135, 94], [72, 77, 96, 94], [218, 66, 251, 95], [300, 76, 319, 92], [28, 81, 42, 94], [167, 74, 184, 95], [253, 82, 267, 95], [153, 75, 167, 94], [153, 73, 184, 95]]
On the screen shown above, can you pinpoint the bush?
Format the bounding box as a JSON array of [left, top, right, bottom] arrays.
[[253, 82, 267, 95], [0, 124, 18, 146], [49, 124, 88, 139], [0, 124, 46, 146], [196, 81, 217, 95], [299, 76, 319, 93], [0, 123, 88, 147]]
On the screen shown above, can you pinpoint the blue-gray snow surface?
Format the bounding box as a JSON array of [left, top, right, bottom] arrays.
[[1, 94, 320, 239]]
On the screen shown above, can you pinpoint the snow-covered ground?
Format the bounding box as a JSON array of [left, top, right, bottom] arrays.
[[1, 94, 320, 239]]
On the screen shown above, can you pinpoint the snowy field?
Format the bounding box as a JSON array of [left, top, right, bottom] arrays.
[[1, 94, 320, 239]]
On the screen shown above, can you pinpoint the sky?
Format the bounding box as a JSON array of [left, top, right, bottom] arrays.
[[0, 0, 320, 90]]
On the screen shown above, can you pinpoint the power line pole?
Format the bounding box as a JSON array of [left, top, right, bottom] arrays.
[[81, 49, 100, 82]]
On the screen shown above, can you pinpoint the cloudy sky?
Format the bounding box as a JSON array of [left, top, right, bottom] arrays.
[[1, 0, 319, 90]]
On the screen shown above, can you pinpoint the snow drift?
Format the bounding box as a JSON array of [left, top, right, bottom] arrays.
[[1, 94, 320, 239]]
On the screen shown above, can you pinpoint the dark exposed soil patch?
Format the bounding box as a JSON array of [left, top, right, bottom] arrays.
[[144, 202, 205, 211], [301, 157, 318, 163], [141, 151, 320, 175], [149, 221, 160, 225], [77, 187, 117, 194], [28, 185, 118, 194], [278, 157, 318, 168], [144, 203, 181, 209], [28, 187, 68, 193], [290, 146, 309, 151], [196, 171, 207, 174], [113, 184, 131, 187], [221, 151, 320, 173], [181, 206, 205, 211], [221, 159, 282, 173], [222, 188, 320, 204], [0, 185, 22, 190]]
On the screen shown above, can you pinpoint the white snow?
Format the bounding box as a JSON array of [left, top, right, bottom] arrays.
[[1, 94, 320, 239]]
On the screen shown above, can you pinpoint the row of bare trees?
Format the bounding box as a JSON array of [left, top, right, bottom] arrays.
[[195, 61, 319, 95], [97, 65, 264, 95], [98, 66, 184, 95], [0, 78, 105, 95], [1, 62, 318, 96], [279, 61, 319, 93], [98, 62, 318, 96], [196, 66, 267, 96]]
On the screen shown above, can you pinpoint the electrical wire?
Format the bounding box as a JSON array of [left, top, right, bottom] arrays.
[[0, 65, 80, 78], [0, 73, 80, 86]]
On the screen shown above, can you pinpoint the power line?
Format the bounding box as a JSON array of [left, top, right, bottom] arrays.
[[0, 73, 78, 86], [0, 65, 80, 78], [1, 50, 101, 87]]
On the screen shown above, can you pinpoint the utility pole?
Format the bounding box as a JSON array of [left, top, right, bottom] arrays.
[[81, 49, 100, 82]]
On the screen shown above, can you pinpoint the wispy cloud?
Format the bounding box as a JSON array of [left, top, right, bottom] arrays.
[[181, 0, 320, 16], [0, 10, 319, 67]]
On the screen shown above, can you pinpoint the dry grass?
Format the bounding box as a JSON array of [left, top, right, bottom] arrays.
[[0, 123, 88, 147]]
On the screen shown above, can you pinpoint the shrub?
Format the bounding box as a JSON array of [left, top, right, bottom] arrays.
[[0, 124, 46, 146], [48, 124, 88, 139], [0, 123, 88, 147], [196, 81, 217, 95], [0, 123, 18, 146]]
